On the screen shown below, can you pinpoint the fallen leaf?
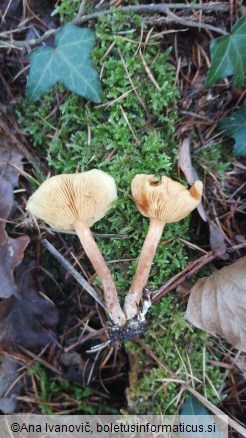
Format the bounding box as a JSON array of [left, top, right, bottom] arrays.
[[0, 137, 24, 188], [26, 24, 102, 103], [0, 353, 24, 413], [0, 260, 59, 349], [179, 138, 200, 185], [0, 177, 58, 350], [209, 221, 227, 257], [0, 178, 30, 298], [234, 356, 246, 379], [0, 118, 24, 188], [178, 138, 207, 222], [0, 105, 35, 166], [186, 257, 246, 351]]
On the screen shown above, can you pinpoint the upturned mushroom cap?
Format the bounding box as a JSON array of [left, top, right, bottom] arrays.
[[26, 169, 117, 230], [131, 174, 203, 223]]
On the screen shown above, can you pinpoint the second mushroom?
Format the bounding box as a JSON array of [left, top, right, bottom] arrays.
[[124, 174, 203, 320]]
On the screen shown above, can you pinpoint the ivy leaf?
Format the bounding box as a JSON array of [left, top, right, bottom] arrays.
[[180, 395, 209, 416], [219, 102, 246, 156], [26, 24, 102, 103], [206, 15, 246, 87], [179, 395, 224, 438]]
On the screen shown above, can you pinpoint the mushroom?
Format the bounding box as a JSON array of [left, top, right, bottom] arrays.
[[26, 169, 126, 326], [124, 174, 203, 319]]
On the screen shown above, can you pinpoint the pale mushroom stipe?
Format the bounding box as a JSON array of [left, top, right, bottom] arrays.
[[123, 174, 203, 320], [26, 169, 126, 326]]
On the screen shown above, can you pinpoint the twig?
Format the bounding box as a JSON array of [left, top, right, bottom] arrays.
[[74, 0, 87, 23], [0, 2, 229, 51], [42, 239, 108, 313], [18, 346, 62, 375], [164, 8, 227, 35], [152, 250, 222, 304], [75, 3, 231, 25], [64, 327, 107, 353], [152, 241, 246, 304]]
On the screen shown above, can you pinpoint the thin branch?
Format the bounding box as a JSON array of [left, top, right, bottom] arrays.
[[152, 241, 246, 304], [164, 7, 227, 35], [42, 239, 108, 313], [75, 3, 231, 25], [151, 250, 221, 304], [0, 2, 229, 50], [74, 0, 87, 22]]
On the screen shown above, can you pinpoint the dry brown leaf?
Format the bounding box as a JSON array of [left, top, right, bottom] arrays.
[[0, 121, 24, 188], [0, 353, 24, 413], [0, 260, 59, 349], [186, 257, 246, 351], [0, 178, 29, 298], [0, 179, 58, 350], [209, 220, 227, 257], [178, 138, 207, 221]]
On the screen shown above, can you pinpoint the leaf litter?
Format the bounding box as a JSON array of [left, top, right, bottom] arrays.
[[0, 137, 59, 411], [0, 125, 24, 188], [0, 353, 26, 414], [0, 178, 29, 299], [186, 257, 246, 352], [0, 177, 58, 348], [0, 259, 58, 349]]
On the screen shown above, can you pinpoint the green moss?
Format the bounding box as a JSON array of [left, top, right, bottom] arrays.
[[126, 294, 225, 414], [51, 0, 82, 23], [28, 362, 114, 414], [18, 11, 188, 295], [18, 7, 226, 415]]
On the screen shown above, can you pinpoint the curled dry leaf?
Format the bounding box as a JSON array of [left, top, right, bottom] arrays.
[[0, 179, 58, 350], [0, 119, 24, 188], [178, 138, 207, 222], [0, 260, 59, 349], [186, 257, 246, 351], [0, 353, 24, 413], [0, 178, 30, 298], [209, 220, 227, 257]]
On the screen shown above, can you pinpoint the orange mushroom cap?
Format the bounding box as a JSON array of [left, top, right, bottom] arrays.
[[131, 174, 203, 223]]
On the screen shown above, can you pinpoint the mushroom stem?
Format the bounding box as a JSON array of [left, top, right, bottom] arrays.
[[124, 218, 165, 319], [74, 221, 126, 326]]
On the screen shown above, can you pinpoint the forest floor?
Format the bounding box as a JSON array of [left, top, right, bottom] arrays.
[[0, 1, 246, 437]]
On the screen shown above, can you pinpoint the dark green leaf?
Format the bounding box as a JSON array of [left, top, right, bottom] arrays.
[[206, 15, 246, 87], [181, 395, 209, 416], [179, 395, 225, 438], [26, 24, 102, 103], [219, 102, 246, 156]]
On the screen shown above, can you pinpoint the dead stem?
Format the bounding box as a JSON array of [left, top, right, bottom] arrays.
[[0, 3, 229, 50]]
